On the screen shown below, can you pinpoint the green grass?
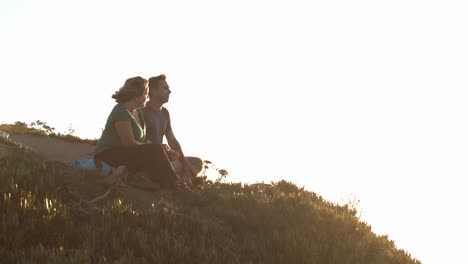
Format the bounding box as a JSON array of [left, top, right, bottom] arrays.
[[0, 123, 420, 263]]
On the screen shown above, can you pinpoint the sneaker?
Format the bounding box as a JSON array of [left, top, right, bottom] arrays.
[[175, 180, 193, 192], [112, 165, 128, 183]]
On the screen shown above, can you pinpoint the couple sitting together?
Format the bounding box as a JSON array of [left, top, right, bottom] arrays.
[[93, 74, 203, 191]]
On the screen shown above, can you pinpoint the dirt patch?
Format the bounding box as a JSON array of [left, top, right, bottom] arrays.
[[9, 134, 95, 162]]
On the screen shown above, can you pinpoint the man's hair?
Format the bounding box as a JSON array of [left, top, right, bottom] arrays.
[[148, 74, 166, 90], [112, 76, 148, 103]]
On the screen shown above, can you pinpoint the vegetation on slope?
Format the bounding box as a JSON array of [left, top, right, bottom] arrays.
[[0, 121, 97, 144], [0, 123, 420, 263]]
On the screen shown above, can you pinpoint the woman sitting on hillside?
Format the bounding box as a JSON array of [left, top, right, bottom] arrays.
[[94, 76, 184, 189]]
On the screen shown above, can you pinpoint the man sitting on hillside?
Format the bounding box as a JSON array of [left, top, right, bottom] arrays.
[[143, 74, 204, 185]]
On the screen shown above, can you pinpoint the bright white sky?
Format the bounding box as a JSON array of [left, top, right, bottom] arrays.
[[1, 1, 467, 263]]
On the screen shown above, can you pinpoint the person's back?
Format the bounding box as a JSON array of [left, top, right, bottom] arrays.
[[95, 104, 146, 155]]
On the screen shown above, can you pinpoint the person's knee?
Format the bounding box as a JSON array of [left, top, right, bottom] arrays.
[[187, 156, 204, 174]]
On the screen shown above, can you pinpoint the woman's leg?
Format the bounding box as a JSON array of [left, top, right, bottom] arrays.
[[95, 144, 179, 188]]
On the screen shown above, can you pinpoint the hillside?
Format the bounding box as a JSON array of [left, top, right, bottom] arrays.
[[0, 123, 420, 263]]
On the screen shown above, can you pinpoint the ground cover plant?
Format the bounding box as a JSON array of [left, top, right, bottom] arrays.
[[0, 123, 421, 263]]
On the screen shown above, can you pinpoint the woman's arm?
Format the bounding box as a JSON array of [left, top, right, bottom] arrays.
[[114, 120, 145, 146]]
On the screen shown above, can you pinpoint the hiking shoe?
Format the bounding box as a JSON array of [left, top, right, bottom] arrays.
[[112, 166, 128, 183], [182, 176, 194, 189], [175, 180, 193, 192]]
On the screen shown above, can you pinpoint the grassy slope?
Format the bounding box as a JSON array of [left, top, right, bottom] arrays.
[[0, 124, 420, 263], [0, 122, 98, 145]]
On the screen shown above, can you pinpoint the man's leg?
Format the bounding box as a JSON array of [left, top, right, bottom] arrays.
[[187, 157, 204, 176], [171, 156, 205, 179]]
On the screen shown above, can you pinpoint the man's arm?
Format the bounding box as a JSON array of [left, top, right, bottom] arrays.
[[166, 129, 197, 176], [166, 129, 186, 161]]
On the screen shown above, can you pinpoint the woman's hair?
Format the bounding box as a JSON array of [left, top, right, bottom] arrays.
[[112, 76, 148, 103]]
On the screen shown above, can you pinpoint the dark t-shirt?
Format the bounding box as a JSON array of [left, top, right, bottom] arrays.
[[95, 104, 146, 155], [143, 106, 172, 144]]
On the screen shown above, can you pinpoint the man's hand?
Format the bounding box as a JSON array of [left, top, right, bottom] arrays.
[[167, 150, 180, 161]]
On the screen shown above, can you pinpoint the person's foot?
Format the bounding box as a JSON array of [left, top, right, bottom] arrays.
[[175, 180, 193, 192]]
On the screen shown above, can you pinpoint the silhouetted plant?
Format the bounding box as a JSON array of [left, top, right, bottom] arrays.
[[29, 120, 55, 135], [203, 160, 229, 183], [342, 193, 363, 220], [66, 124, 75, 135]]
